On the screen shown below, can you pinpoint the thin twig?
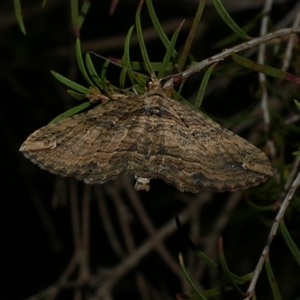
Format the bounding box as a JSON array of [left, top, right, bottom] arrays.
[[284, 114, 300, 125], [91, 194, 209, 298], [284, 157, 300, 192], [244, 171, 300, 299], [186, 206, 201, 285], [70, 180, 82, 254], [51, 177, 67, 208], [105, 181, 136, 253], [136, 272, 152, 300], [281, 3, 300, 71], [164, 27, 300, 88], [122, 175, 184, 279], [258, 0, 272, 132], [274, 1, 300, 30], [80, 184, 91, 282], [25, 252, 81, 300], [94, 186, 126, 258], [195, 192, 242, 284]]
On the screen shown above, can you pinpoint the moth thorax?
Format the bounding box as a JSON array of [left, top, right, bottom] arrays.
[[143, 94, 166, 117]]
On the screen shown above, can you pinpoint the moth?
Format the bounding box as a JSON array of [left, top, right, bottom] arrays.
[[20, 77, 273, 193]]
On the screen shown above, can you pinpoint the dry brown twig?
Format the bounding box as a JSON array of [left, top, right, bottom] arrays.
[[244, 170, 300, 299], [164, 27, 300, 88], [242, 8, 300, 298], [90, 193, 208, 298]]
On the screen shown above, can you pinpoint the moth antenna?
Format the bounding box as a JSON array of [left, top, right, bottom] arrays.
[[88, 51, 150, 81]]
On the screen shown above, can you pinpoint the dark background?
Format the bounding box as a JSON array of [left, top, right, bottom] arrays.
[[1, 1, 300, 299]]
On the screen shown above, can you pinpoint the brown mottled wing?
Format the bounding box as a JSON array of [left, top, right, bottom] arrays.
[[133, 96, 273, 193], [20, 90, 273, 193], [20, 96, 151, 184]]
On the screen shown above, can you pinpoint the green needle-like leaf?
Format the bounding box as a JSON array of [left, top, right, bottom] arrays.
[[129, 61, 173, 72], [218, 237, 246, 296], [265, 257, 282, 300], [67, 90, 86, 100], [233, 54, 300, 83], [179, 253, 207, 300], [119, 67, 127, 89], [194, 63, 216, 109], [280, 220, 300, 267], [85, 53, 102, 87], [122, 25, 143, 86], [158, 20, 184, 78], [214, 12, 262, 48], [136, 1, 154, 75], [100, 60, 110, 90], [42, 0, 48, 8], [144, 0, 177, 58], [49, 102, 91, 124], [246, 200, 275, 211], [51, 71, 90, 94], [178, 0, 205, 72], [294, 100, 300, 111], [76, 39, 97, 88], [212, 0, 250, 40], [13, 0, 26, 35], [175, 217, 251, 285], [78, 1, 91, 30], [201, 285, 233, 298], [70, 0, 80, 37]]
